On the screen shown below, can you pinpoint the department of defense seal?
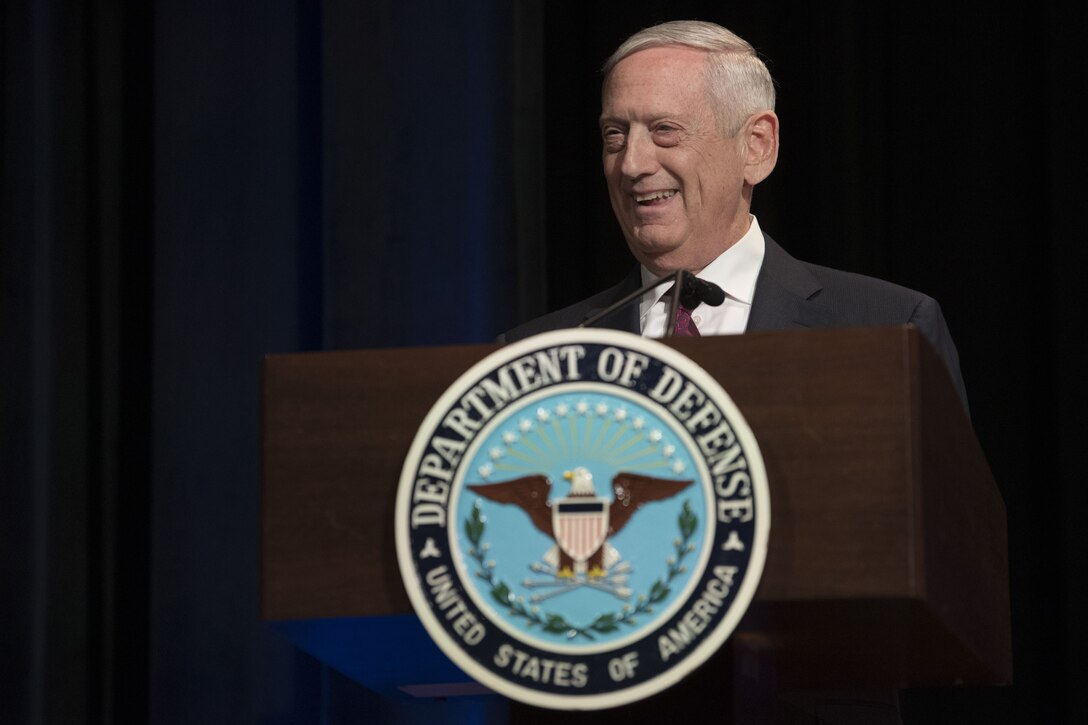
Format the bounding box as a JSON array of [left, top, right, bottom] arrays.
[[395, 329, 769, 710]]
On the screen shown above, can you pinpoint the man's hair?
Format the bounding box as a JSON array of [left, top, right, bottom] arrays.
[[602, 20, 776, 136]]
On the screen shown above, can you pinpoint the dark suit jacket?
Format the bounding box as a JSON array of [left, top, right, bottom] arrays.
[[500, 234, 969, 414]]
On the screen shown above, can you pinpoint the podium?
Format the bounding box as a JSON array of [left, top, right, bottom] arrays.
[[260, 325, 1010, 719]]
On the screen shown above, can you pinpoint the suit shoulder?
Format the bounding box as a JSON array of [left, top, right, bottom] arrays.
[[499, 300, 594, 343], [802, 261, 937, 319], [499, 273, 638, 343]]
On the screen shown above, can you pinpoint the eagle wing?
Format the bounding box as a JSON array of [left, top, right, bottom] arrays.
[[466, 475, 553, 536], [609, 472, 693, 534]]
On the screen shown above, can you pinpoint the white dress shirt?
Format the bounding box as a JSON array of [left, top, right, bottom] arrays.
[[639, 216, 766, 338]]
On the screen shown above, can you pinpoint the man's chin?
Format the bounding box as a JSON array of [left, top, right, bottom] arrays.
[[632, 253, 690, 279], [626, 237, 688, 274]]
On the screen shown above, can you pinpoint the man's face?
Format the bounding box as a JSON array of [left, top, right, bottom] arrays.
[[600, 46, 752, 276]]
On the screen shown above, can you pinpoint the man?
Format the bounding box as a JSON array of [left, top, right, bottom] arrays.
[[501, 20, 968, 412]]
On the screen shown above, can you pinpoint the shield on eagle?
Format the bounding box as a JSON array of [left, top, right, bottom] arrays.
[[552, 497, 609, 564]]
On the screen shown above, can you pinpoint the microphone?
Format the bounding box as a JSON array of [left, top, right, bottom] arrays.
[[578, 270, 725, 334], [681, 272, 726, 308]]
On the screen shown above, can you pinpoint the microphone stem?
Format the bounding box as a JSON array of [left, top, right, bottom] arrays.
[[578, 270, 689, 333], [663, 270, 684, 338]]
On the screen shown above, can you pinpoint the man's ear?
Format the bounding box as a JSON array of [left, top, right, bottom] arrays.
[[742, 111, 779, 186]]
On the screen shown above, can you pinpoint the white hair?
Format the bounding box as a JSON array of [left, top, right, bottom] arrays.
[[602, 20, 776, 135]]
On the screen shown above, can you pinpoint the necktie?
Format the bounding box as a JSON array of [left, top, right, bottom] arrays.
[[674, 301, 700, 337], [665, 287, 701, 337]]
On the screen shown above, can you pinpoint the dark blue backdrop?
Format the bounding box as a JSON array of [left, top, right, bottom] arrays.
[[149, 0, 523, 721]]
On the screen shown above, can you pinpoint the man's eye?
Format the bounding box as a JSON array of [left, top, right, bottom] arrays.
[[602, 130, 626, 150], [653, 126, 680, 146]]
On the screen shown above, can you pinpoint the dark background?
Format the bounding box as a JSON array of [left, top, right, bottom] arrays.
[[3, 0, 1085, 723]]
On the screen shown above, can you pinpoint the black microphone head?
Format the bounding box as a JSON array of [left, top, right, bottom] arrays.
[[680, 271, 726, 307], [695, 278, 726, 306]]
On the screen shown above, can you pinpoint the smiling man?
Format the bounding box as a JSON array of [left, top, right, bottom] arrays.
[[600, 42, 775, 278], [500, 20, 968, 412]]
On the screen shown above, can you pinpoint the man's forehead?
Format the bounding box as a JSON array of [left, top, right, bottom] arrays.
[[600, 47, 712, 121], [604, 45, 709, 86]]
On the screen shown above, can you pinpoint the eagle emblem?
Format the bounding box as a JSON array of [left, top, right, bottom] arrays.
[[468, 467, 692, 599], [397, 330, 770, 708]]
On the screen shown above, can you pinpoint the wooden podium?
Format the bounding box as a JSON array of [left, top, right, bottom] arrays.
[[260, 325, 1010, 719]]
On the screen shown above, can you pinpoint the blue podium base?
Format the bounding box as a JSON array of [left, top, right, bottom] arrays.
[[269, 614, 495, 702]]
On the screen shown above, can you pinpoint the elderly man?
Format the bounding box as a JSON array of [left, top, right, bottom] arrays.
[[501, 20, 967, 412]]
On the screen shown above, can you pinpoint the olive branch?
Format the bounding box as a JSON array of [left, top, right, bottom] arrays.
[[464, 500, 699, 641]]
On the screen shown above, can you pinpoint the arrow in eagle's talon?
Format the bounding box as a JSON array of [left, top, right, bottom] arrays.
[[522, 578, 583, 589], [585, 580, 633, 599], [530, 584, 582, 603]]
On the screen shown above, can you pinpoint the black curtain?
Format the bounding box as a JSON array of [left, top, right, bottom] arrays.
[[4, 0, 526, 722], [2, 0, 152, 722]]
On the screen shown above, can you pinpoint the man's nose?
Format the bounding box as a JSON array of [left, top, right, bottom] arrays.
[[620, 128, 658, 179]]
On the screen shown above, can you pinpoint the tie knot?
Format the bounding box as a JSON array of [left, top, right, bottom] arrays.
[[663, 286, 701, 337]]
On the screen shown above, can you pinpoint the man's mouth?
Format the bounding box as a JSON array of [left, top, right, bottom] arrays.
[[634, 190, 678, 206]]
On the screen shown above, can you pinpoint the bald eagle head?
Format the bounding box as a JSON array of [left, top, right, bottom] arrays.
[[563, 467, 597, 496]]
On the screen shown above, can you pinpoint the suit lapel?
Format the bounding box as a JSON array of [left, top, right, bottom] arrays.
[[578, 235, 828, 336], [747, 234, 834, 331], [582, 266, 642, 333]]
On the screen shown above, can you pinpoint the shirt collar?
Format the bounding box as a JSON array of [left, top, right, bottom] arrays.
[[639, 216, 766, 317]]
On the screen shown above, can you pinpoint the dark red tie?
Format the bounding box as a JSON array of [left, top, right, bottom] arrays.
[[674, 301, 700, 337]]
